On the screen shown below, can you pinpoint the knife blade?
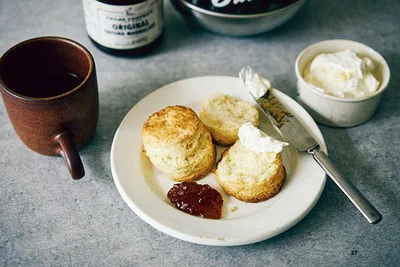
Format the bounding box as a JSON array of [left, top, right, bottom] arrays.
[[239, 66, 382, 224]]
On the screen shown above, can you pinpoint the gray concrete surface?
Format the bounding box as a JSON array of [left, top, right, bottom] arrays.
[[1, 0, 399, 266]]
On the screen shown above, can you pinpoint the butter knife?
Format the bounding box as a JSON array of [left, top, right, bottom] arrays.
[[239, 66, 382, 224]]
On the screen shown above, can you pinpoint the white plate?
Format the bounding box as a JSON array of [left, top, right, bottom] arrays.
[[111, 76, 327, 246]]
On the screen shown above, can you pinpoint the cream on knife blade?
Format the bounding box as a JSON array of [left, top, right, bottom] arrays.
[[239, 66, 382, 224]]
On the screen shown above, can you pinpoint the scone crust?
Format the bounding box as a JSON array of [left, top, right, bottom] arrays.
[[215, 141, 286, 203], [142, 105, 200, 146], [200, 94, 259, 146], [216, 164, 285, 203], [172, 135, 216, 182], [142, 105, 215, 182]]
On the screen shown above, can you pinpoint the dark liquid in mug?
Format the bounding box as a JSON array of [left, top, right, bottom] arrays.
[[20, 72, 82, 98]]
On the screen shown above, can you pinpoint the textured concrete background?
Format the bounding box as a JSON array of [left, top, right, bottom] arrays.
[[0, 0, 399, 266]]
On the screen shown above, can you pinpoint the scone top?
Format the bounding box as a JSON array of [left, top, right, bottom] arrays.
[[199, 93, 259, 146], [142, 105, 201, 145]]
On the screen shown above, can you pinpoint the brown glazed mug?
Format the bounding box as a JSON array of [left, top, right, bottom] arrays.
[[0, 36, 99, 179]]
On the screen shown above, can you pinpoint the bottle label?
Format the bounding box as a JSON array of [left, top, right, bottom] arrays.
[[82, 0, 163, 50]]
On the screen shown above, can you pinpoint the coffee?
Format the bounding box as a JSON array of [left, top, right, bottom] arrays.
[[20, 72, 82, 98]]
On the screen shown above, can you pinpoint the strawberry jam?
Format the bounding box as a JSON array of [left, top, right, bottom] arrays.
[[167, 182, 223, 219]]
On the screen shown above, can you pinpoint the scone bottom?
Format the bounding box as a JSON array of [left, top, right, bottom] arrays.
[[215, 141, 287, 203]]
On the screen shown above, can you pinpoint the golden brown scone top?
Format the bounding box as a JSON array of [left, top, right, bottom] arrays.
[[142, 105, 200, 145]]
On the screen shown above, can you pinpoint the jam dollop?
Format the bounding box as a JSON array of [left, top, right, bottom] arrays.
[[167, 182, 223, 219]]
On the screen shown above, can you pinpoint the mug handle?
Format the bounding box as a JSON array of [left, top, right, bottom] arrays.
[[54, 132, 85, 179]]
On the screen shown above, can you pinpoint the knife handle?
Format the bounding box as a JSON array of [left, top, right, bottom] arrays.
[[309, 149, 382, 224]]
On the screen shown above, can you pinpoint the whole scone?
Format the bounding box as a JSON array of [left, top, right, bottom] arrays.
[[142, 105, 215, 182], [200, 94, 259, 146], [215, 140, 286, 203]]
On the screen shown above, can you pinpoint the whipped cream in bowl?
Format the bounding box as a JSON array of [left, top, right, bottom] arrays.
[[303, 50, 380, 99], [295, 39, 390, 127]]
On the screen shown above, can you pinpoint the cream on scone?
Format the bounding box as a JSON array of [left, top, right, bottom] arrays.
[[142, 105, 215, 182], [200, 94, 259, 146], [215, 122, 288, 203]]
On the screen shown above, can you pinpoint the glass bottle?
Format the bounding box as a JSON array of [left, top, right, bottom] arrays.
[[82, 0, 163, 56]]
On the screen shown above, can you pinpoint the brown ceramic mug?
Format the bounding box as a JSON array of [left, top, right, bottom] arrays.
[[0, 36, 99, 180]]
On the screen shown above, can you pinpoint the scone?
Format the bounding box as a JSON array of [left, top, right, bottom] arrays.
[[215, 140, 286, 203], [142, 105, 215, 182], [200, 94, 259, 146]]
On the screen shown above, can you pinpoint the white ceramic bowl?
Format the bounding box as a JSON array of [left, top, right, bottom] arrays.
[[295, 39, 390, 127]]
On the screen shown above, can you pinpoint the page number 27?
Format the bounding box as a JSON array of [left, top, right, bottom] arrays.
[[351, 250, 358, 255]]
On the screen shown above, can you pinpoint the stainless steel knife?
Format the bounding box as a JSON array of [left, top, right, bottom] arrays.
[[239, 66, 382, 224]]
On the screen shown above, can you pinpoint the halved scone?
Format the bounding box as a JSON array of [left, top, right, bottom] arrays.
[[215, 140, 286, 203], [200, 94, 259, 146]]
